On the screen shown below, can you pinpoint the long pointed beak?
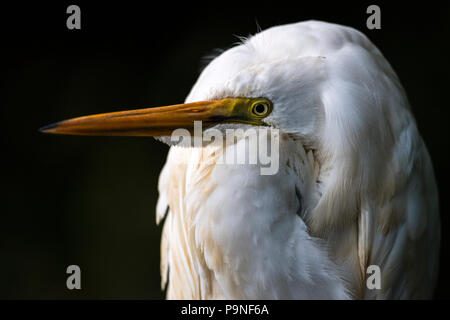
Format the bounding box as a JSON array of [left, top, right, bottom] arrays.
[[39, 97, 268, 137]]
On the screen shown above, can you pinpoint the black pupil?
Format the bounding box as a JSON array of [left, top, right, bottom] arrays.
[[254, 103, 266, 114]]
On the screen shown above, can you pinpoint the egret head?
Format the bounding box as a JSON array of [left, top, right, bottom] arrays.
[[39, 22, 334, 146]]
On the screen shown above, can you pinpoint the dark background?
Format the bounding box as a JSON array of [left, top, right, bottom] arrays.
[[1, 1, 449, 299]]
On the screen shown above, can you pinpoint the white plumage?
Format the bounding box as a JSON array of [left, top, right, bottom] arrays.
[[41, 19, 439, 299], [156, 21, 440, 299]]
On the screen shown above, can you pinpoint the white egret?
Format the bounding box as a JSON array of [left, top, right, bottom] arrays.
[[41, 21, 440, 299]]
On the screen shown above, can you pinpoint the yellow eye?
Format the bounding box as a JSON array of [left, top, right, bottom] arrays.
[[250, 100, 272, 117]]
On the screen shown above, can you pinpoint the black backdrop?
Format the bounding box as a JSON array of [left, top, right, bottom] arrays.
[[1, 1, 449, 299]]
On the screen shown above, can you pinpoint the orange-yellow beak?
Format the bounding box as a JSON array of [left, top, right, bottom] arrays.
[[39, 97, 273, 137]]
